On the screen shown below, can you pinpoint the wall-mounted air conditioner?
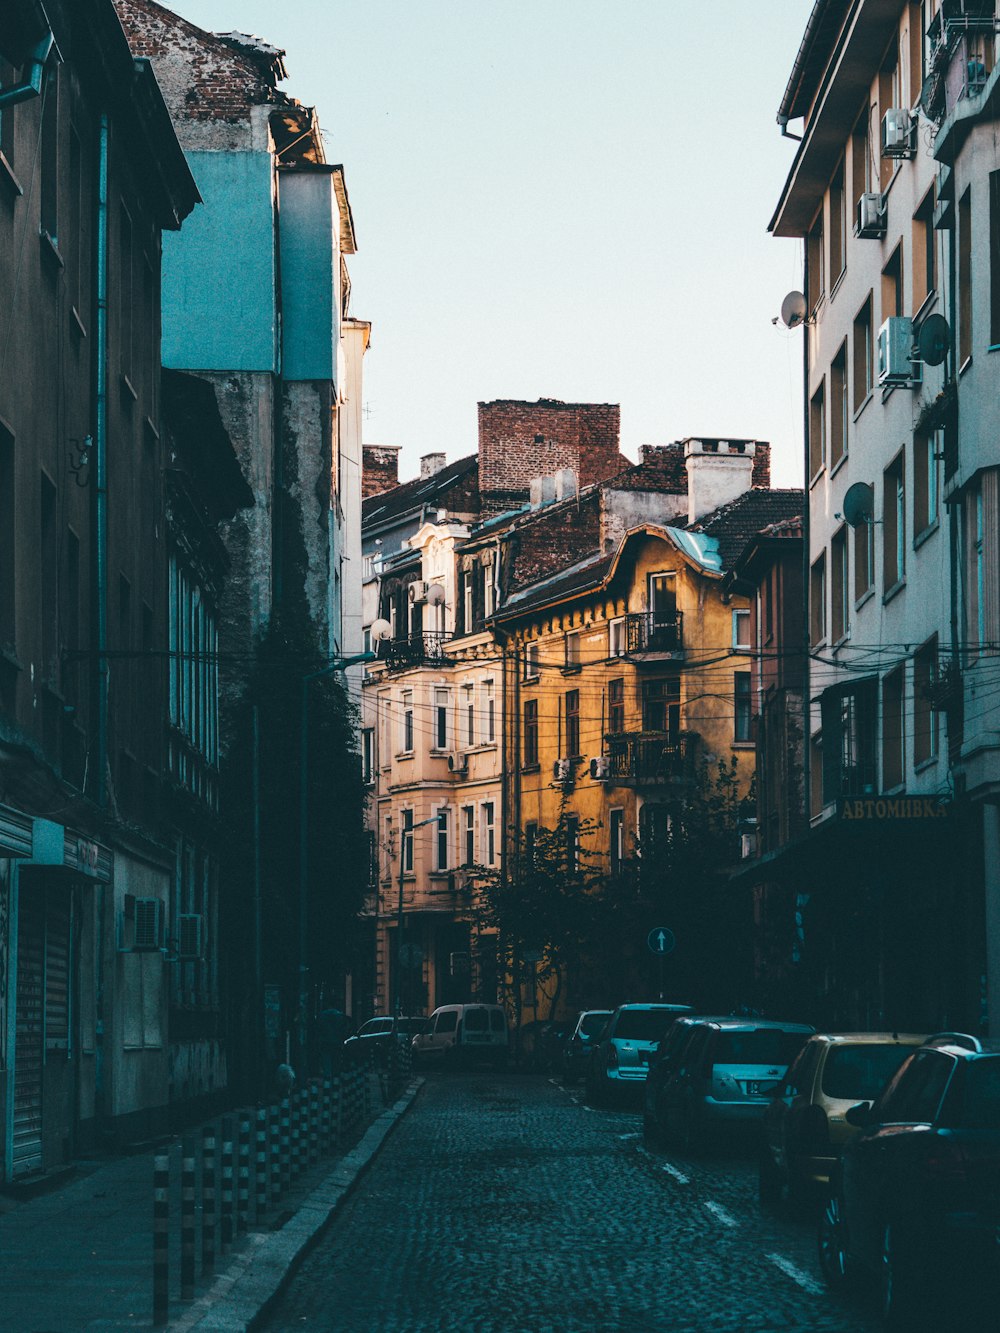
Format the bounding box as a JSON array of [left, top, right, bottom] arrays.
[[121, 896, 164, 952], [881, 108, 915, 159], [855, 192, 886, 239], [408, 581, 429, 605], [878, 317, 921, 387], [177, 913, 203, 960], [552, 758, 573, 785], [447, 751, 468, 774], [589, 756, 611, 780]]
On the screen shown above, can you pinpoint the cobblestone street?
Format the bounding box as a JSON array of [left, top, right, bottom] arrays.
[[262, 1071, 881, 1332]]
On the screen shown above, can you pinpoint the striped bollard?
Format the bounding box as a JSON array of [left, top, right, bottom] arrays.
[[309, 1082, 319, 1165], [322, 1080, 332, 1154], [280, 1097, 291, 1192], [332, 1075, 342, 1145], [153, 1152, 169, 1326], [220, 1117, 234, 1251], [201, 1124, 216, 1274], [181, 1136, 196, 1301], [237, 1114, 251, 1233], [270, 1103, 282, 1205], [291, 1091, 301, 1179], [255, 1107, 269, 1219]]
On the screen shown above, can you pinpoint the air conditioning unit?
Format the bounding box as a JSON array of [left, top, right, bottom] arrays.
[[177, 913, 203, 960], [855, 192, 886, 239], [878, 317, 920, 386], [407, 581, 429, 605], [552, 758, 572, 785], [133, 897, 164, 952], [881, 108, 915, 159], [447, 751, 468, 773], [589, 756, 611, 780]]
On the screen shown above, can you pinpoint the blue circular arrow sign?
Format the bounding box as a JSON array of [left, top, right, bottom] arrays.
[[647, 926, 675, 956]]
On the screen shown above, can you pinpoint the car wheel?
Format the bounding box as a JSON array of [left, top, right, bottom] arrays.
[[817, 1193, 852, 1290], [758, 1149, 784, 1210], [880, 1220, 927, 1331]]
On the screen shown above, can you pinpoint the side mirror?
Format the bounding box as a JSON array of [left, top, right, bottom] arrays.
[[845, 1101, 874, 1127]]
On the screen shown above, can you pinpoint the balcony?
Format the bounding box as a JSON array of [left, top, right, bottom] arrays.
[[624, 612, 684, 660], [605, 732, 696, 786], [380, 631, 452, 671]]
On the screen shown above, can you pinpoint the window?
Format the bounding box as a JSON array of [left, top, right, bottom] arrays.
[[484, 679, 495, 743], [830, 342, 848, 467], [524, 641, 539, 681], [524, 822, 537, 867], [484, 571, 494, 619], [880, 1052, 953, 1124], [878, 42, 900, 192], [463, 684, 474, 747], [991, 172, 1000, 345], [608, 617, 626, 658], [854, 517, 874, 602], [882, 667, 905, 790], [435, 808, 449, 872], [882, 243, 903, 321], [732, 609, 750, 650], [434, 687, 449, 750], [463, 573, 473, 634], [378, 693, 391, 767], [807, 210, 825, 310], [608, 678, 625, 734], [810, 554, 827, 647], [913, 637, 938, 767], [564, 630, 582, 672], [810, 382, 826, 478], [40, 65, 58, 243], [566, 815, 580, 873], [913, 427, 939, 537], [851, 108, 871, 210], [462, 806, 475, 867], [810, 733, 824, 818], [883, 454, 905, 592], [853, 293, 873, 410], [402, 690, 414, 752], [0, 425, 13, 648], [402, 809, 414, 874], [610, 808, 624, 878], [913, 187, 936, 312], [482, 802, 496, 866], [821, 679, 878, 802], [565, 689, 580, 758], [830, 158, 846, 282], [523, 698, 539, 766], [831, 527, 848, 643], [362, 728, 374, 783], [959, 187, 972, 365], [734, 673, 752, 743], [962, 478, 996, 660], [642, 678, 680, 735]]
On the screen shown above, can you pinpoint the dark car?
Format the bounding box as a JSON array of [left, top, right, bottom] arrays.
[[818, 1036, 1000, 1329], [585, 1003, 693, 1105], [643, 1015, 728, 1141], [562, 1009, 613, 1084], [345, 1015, 429, 1055]]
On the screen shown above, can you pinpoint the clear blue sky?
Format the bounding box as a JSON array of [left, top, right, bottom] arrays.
[[178, 1, 810, 486]]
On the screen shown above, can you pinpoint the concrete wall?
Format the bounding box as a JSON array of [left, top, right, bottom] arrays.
[[278, 168, 340, 384]]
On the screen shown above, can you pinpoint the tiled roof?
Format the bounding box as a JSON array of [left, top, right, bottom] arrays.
[[689, 489, 805, 572], [361, 454, 478, 529], [498, 551, 616, 618]]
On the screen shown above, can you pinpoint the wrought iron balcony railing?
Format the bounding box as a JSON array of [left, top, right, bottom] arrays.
[[380, 631, 453, 670], [624, 612, 684, 657], [605, 731, 695, 785]]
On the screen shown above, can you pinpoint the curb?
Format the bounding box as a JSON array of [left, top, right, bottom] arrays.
[[171, 1077, 424, 1332]]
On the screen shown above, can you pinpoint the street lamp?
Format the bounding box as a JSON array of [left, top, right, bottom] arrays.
[[298, 651, 375, 1072], [395, 812, 439, 1017]]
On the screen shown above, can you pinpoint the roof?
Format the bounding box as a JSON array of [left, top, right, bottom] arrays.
[[776, 0, 853, 126], [690, 490, 805, 573], [500, 551, 616, 616], [361, 454, 478, 530]]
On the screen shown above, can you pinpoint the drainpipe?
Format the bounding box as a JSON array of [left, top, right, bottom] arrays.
[[92, 114, 109, 806], [0, 31, 54, 110]]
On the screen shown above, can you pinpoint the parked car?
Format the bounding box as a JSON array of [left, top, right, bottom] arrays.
[[345, 1015, 430, 1053], [656, 1017, 814, 1149], [585, 1003, 692, 1104], [759, 1032, 926, 1206], [562, 1009, 613, 1084], [643, 1015, 728, 1140], [818, 1035, 1000, 1329], [411, 1003, 509, 1068]]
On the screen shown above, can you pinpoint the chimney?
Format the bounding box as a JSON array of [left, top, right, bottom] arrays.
[[684, 439, 756, 523], [420, 452, 447, 479], [362, 444, 401, 499]]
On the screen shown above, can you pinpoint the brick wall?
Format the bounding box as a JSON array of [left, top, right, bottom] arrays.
[[751, 442, 771, 488], [362, 445, 401, 499], [505, 492, 602, 594], [477, 399, 624, 514]]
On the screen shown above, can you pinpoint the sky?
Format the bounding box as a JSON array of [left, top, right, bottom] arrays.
[[177, 1, 810, 487]]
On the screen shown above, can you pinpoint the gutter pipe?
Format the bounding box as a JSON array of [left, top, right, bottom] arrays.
[[0, 31, 54, 110], [92, 114, 109, 806]]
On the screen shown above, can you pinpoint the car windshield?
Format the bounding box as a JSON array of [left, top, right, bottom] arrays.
[[363, 1020, 394, 1036], [713, 1029, 808, 1065], [821, 1043, 914, 1100], [579, 1012, 611, 1038], [953, 1057, 1000, 1130], [464, 1008, 490, 1031], [614, 1010, 678, 1041]]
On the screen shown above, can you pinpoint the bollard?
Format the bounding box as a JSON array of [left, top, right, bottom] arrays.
[[255, 1106, 269, 1220], [237, 1114, 251, 1233], [181, 1136, 196, 1301], [270, 1103, 282, 1205], [153, 1152, 170, 1326], [220, 1117, 234, 1251], [322, 1079, 332, 1154], [202, 1124, 216, 1274], [309, 1082, 319, 1165], [280, 1097, 290, 1193], [290, 1090, 301, 1179]]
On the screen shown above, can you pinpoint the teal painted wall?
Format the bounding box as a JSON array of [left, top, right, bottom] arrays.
[[162, 151, 278, 373], [278, 169, 339, 383]]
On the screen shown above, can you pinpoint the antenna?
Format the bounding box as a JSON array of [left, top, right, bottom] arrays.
[[917, 313, 949, 367], [779, 290, 807, 329], [842, 481, 875, 529]]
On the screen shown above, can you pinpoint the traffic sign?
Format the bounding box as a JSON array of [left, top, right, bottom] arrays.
[[647, 927, 675, 956]]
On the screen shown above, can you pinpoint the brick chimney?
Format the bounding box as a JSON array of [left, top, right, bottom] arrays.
[[362, 444, 401, 499], [684, 439, 757, 523]]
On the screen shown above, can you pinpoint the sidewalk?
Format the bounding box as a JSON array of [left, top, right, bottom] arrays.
[[0, 1078, 422, 1332]]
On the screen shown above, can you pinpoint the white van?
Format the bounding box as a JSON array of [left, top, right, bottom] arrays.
[[412, 1003, 509, 1068]]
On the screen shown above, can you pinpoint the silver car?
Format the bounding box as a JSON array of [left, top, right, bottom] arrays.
[[561, 1009, 612, 1084], [585, 1003, 693, 1104]]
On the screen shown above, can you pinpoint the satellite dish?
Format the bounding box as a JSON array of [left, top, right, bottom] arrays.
[[842, 482, 875, 529], [425, 583, 446, 606], [780, 291, 807, 329], [370, 618, 392, 642], [918, 313, 949, 367]]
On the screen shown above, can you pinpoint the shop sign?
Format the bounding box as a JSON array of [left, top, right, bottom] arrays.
[[839, 796, 950, 821]]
